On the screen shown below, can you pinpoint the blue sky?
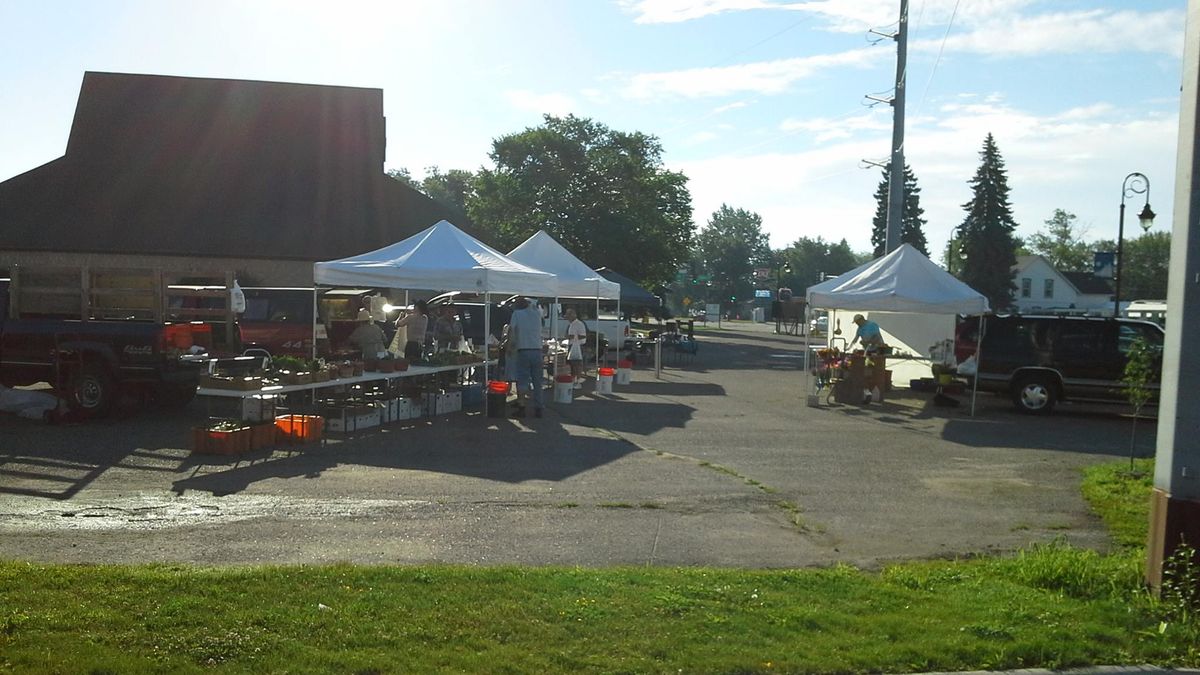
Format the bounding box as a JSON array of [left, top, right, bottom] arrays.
[[0, 0, 1186, 256]]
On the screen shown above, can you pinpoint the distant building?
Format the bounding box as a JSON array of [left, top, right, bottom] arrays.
[[0, 71, 455, 285], [1011, 255, 1114, 315]]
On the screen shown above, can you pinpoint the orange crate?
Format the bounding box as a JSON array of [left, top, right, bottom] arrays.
[[248, 422, 276, 451], [191, 426, 251, 455], [275, 414, 323, 444]]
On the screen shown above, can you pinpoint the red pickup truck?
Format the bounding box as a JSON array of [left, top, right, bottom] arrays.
[[0, 279, 205, 417]]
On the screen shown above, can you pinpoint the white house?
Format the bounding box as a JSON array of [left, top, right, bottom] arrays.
[[1011, 255, 1114, 315]]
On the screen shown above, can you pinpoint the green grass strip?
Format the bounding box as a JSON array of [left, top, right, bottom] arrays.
[[1, 546, 1198, 674], [1081, 458, 1155, 549]]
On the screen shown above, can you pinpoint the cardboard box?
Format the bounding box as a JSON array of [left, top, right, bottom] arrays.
[[325, 406, 382, 433]]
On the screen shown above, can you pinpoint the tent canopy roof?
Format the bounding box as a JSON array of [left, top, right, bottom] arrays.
[[805, 244, 990, 315], [594, 267, 659, 306], [313, 220, 558, 296], [507, 231, 620, 300]]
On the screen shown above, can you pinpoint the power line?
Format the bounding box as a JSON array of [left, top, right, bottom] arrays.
[[914, 0, 962, 119]]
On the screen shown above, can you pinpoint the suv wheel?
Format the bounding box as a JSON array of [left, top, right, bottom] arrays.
[[1012, 374, 1057, 415]]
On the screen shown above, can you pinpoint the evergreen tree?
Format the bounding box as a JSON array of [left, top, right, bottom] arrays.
[[869, 163, 928, 258], [955, 134, 1020, 310]]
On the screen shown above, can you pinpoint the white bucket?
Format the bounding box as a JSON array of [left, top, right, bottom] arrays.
[[596, 374, 614, 395], [554, 381, 573, 404], [616, 367, 632, 385]]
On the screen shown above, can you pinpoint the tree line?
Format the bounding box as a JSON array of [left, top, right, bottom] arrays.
[[393, 116, 1165, 312]]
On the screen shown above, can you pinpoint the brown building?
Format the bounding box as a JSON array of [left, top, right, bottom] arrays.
[[0, 71, 454, 285]]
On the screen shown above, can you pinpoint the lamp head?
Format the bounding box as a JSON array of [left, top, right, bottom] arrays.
[[1138, 203, 1156, 231]]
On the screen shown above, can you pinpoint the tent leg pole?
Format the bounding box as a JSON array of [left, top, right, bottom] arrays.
[[484, 293, 490, 419], [970, 316, 984, 417]]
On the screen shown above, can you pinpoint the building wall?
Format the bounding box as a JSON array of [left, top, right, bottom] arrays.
[[1010, 257, 1109, 314], [0, 250, 314, 286]]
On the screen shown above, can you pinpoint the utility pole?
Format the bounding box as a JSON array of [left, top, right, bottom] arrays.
[[1147, 0, 1200, 591], [885, 0, 909, 254]]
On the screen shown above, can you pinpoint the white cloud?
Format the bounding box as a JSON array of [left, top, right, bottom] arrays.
[[671, 100, 1178, 252], [779, 110, 891, 142], [619, 0, 1035, 30], [619, 0, 780, 24], [504, 90, 578, 116], [713, 101, 750, 114], [621, 1, 1183, 59], [915, 9, 1185, 58], [623, 48, 881, 99]]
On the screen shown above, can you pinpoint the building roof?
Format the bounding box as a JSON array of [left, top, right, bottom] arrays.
[[1061, 271, 1114, 295], [0, 71, 455, 261]]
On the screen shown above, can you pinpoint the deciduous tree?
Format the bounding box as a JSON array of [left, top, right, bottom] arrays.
[[694, 205, 771, 308], [1026, 209, 1092, 272], [469, 115, 693, 286]]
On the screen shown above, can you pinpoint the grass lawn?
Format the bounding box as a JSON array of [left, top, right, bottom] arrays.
[[1, 459, 1197, 674]]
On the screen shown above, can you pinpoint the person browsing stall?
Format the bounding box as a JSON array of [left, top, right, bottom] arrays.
[[509, 297, 545, 418], [349, 308, 387, 360], [848, 314, 885, 352], [564, 308, 587, 389], [394, 300, 429, 362]]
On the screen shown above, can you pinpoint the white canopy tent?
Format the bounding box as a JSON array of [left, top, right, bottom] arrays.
[[314, 220, 559, 414], [507, 230, 620, 375], [314, 220, 558, 296], [805, 244, 990, 414]]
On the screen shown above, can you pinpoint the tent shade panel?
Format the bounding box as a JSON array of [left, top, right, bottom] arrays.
[[805, 244, 990, 315], [507, 231, 621, 300], [594, 267, 659, 306], [313, 220, 558, 296]]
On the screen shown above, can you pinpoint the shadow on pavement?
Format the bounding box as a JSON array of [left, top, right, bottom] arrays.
[[0, 408, 201, 499], [820, 388, 1154, 457], [170, 411, 640, 496], [615, 380, 726, 397], [560, 398, 696, 435]]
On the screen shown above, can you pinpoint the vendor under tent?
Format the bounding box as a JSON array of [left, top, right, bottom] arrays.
[[313, 219, 559, 415], [804, 243, 990, 415], [507, 231, 621, 378]]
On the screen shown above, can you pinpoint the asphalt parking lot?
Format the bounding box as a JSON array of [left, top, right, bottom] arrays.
[[0, 322, 1154, 568]]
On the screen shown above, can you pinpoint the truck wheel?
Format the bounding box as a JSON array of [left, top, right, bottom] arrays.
[[1011, 375, 1056, 415], [68, 364, 116, 417]]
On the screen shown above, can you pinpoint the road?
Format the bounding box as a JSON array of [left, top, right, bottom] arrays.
[[0, 322, 1150, 567]]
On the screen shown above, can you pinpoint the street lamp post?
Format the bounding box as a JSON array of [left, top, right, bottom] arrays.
[[1114, 172, 1156, 317], [774, 262, 792, 333]]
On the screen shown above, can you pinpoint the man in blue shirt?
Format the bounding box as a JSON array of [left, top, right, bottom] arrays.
[[509, 297, 545, 417], [849, 314, 884, 352]]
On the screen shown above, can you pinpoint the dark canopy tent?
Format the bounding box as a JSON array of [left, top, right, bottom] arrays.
[[593, 267, 659, 307]]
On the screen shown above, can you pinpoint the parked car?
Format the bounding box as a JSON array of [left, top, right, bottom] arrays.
[[1, 279, 205, 417], [810, 315, 829, 336], [958, 314, 1164, 414]]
